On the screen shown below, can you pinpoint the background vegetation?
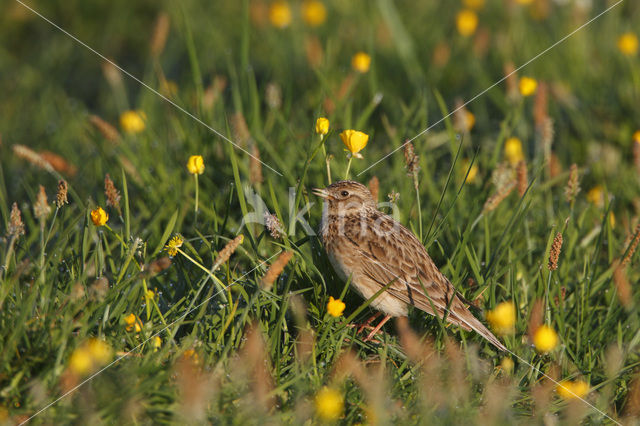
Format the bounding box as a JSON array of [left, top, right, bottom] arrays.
[[1, 0, 640, 423]]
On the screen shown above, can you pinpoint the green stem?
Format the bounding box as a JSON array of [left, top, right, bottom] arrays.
[[344, 156, 353, 180], [194, 174, 199, 217]]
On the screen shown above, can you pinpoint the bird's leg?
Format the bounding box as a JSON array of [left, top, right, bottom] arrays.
[[364, 314, 392, 342], [356, 311, 382, 334]]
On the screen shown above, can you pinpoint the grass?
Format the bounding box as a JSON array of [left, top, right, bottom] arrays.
[[1, 0, 640, 423]]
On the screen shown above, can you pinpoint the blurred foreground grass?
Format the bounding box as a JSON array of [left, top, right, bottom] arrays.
[[1, 0, 640, 423]]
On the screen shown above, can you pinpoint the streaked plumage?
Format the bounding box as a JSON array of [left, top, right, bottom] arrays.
[[314, 180, 506, 351]]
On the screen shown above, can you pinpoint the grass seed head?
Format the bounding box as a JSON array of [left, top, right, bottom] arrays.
[[13, 144, 54, 173], [564, 163, 581, 203], [622, 224, 640, 267], [89, 114, 121, 142], [150, 12, 170, 57], [56, 180, 68, 208], [548, 232, 563, 271], [368, 176, 379, 201], [261, 250, 293, 290], [104, 174, 122, 216], [8, 202, 25, 238], [213, 235, 244, 270], [33, 185, 51, 220]]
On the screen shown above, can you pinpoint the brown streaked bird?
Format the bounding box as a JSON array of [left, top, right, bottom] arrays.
[[313, 180, 506, 351]]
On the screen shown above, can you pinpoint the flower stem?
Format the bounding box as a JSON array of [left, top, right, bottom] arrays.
[[344, 156, 353, 180], [194, 174, 199, 215]]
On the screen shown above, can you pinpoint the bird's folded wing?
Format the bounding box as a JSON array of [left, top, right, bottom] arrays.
[[344, 225, 467, 329]]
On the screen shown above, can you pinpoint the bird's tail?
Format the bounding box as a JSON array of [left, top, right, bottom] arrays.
[[451, 309, 507, 352]]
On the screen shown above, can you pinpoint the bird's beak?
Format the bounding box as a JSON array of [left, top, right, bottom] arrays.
[[312, 188, 330, 199]]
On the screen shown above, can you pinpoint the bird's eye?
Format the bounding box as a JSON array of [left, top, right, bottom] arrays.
[[340, 190, 349, 197]]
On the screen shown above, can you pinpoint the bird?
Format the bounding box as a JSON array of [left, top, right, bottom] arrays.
[[313, 180, 507, 351]]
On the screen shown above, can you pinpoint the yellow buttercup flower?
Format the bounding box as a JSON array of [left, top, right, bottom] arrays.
[[618, 32, 639, 56], [504, 137, 524, 165], [463, 0, 485, 10], [327, 296, 345, 317], [269, 1, 292, 29], [633, 130, 640, 143], [315, 387, 344, 421], [316, 117, 330, 136], [340, 129, 369, 155], [500, 357, 514, 373], [145, 289, 155, 300], [557, 380, 590, 400], [165, 235, 184, 257], [69, 339, 112, 376], [87, 338, 112, 365], [519, 76, 538, 97], [124, 313, 143, 333], [461, 158, 479, 184], [464, 110, 476, 131], [119, 110, 146, 134], [586, 185, 604, 207], [187, 155, 205, 175], [302, 0, 327, 27], [533, 325, 558, 353], [90, 207, 109, 227], [152, 336, 162, 350], [351, 52, 371, 73], [486, 301, 516, 335], [69, 346, 93, 376], [456, 9, 478, 37], [609, 211, 616, 228]]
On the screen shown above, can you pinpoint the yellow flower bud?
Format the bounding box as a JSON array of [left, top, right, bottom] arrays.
[[152, 336, 162, 350], [119, 110, 146, 134], [187, 155, 205, 175], [519, 76, 538, 97], [326, 296, 345, 317], [351, 52, 371, 73], [533, 324, 558, 353], [456, 10, 478, 37], [90, 207, 109, 227], [340, 129, 369, 154], [486, 301, 516, 335], [618, 32, 639, 56], [302, 0, 327, 27], [315, 387, 344, 421], [504, 137, 524, 165], [316, 117, 330, 135]]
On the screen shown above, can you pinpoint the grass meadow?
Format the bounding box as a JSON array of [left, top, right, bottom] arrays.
[[1, 0, 640, 423]]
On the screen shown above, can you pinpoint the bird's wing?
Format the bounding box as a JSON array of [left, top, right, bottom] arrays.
[[344, 213, 506, 351]]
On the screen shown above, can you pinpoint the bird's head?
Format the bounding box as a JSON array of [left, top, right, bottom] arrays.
[[312, 180, 376, 215]]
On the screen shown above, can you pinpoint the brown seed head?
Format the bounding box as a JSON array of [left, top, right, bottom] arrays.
[[548, 232, 563, 271], [564, 163, 581, 203], [516, 160, 528, 197], [13, 144, 55, 173], [249, 143, 263, 185], [231, 112, 251, 146], [8, 202, 25, 237], [104, 174, 122, 216], [150, 12, 170, 57], [261, 250, 293, 291], [622, 224, 640, 267], [483, 181, 516, 213], [34, 185, 52, 220], [213, 235, 244, 271], [403, 142, 420, 188], [89, 115, 121, 142], [56, 180, 69, 208], [613, 260, 632, 308]]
